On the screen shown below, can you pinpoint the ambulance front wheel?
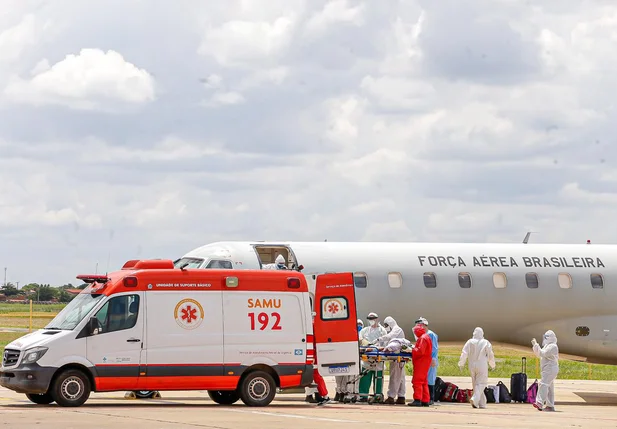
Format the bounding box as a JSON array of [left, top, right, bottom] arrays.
[[208, 390, 240, 405], [238, 370, 276, 407], [134, 391, 156, 399], [50, 369, 91, 407]]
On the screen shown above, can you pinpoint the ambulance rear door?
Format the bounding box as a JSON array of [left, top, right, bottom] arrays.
[[313, 272, 360, 377]]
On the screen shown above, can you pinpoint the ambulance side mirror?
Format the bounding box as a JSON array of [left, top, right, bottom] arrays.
[[88, 317, 100, 336]]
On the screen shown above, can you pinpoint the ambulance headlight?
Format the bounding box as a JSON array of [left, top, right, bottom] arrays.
[[23, 347, 48, 364]]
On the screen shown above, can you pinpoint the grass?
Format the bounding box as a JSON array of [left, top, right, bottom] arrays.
[[0, 303, 66, 313]]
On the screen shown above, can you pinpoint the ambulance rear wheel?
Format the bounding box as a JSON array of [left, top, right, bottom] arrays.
[[208, 390, 240, 405], [26, 392, 54, 405], [134, 391, 156, 399], [238, 371, 276, 407], [50, 369, 91, 407]]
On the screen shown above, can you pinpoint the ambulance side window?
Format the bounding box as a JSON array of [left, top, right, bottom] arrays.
[[320, 296, 349, 321], [94, 295, 140, 334]]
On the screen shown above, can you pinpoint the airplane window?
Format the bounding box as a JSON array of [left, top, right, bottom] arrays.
[[493, 272, 507, 288], [388, 272, 402, 288], [525, 273, 539, 289], [590, 273, 604, 289], [423, 272, 436, 288], [458, 272, 472, 288], [206, 260, 233, 269], [558, 273, 572, 289], [353, 272, 367, 288]]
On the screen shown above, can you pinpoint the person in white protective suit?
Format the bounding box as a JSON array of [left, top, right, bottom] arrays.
[[262, 254, 288, 270], [377, 316, 408, 405], [458, 327, 496, 409], [358, 312, 387, 402], [531, 330, 559, 411]]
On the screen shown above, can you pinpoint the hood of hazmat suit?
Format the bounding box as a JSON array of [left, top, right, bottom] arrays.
[[275, 254, 287, 269], [378, 316, 405, 346]]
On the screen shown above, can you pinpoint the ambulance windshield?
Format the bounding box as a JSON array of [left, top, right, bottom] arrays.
[[174, 257, 204, 269], [45, 293, 105, 330]]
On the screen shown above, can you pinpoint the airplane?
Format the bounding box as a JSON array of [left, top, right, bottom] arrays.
[[173, 239, 617, 365]]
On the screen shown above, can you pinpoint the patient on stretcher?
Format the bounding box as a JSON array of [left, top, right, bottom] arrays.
[[362, 337, 412, 354]]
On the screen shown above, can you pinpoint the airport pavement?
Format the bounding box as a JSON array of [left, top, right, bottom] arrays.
[[2, 376, 617, 428]]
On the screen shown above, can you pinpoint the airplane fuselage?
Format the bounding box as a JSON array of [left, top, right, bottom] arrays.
[[177, 241, 617, 364]]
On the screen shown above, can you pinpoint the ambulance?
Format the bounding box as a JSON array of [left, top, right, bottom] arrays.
[[0, 259, 360, 407]]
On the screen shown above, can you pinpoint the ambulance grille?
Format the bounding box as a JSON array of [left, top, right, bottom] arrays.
[[2, 349, 20, 367]]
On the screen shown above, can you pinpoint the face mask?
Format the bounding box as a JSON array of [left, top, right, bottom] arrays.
[[369, 320, 378, 327]]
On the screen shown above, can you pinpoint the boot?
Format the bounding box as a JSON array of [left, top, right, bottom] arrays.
[[407, 399, 423, 407], [395, 397, 406, 405], [421, 402, 430, 407], [314, 393, 324, 403], [384, 397, 395, 405], [334, 392, 342, 402], [305, 395, 317, 403]]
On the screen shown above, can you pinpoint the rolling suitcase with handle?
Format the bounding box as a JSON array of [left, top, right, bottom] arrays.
[[510, 357, 528, 403]]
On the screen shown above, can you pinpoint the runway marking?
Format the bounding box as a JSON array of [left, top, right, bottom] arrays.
[[225, 408, 361, 423]]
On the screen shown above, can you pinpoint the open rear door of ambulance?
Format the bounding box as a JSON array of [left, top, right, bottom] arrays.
[[313, 272, 360, 377]]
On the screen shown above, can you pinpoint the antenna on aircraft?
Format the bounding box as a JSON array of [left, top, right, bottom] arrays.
[[523, 231, 536, 244]]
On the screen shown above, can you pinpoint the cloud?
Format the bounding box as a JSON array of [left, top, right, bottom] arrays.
[[1, 1, 617, 287], [4, 48, 156, 111]]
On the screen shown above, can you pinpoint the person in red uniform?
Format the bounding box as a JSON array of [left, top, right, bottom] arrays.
[[408, 323, 433, 407]]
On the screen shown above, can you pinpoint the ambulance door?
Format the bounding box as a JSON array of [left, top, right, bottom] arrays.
[[313, 272, 360, 377], [86, 292, 145, 390]]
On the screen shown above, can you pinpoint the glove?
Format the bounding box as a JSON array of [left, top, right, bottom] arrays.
[[531, 338, 538, 346], [490, 365, 496, 370], [431, 358, 437, 368], [458, 364, 464, 372]]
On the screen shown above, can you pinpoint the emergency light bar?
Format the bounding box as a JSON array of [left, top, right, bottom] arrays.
[[76, 274, 110, 284]]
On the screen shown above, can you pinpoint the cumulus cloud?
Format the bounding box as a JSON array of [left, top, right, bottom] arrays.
[[1, 0, 617, 286], [4, 48, 156, 110]]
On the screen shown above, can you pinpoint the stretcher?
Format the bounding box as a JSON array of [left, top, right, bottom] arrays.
[[341, 346, 413, 404]]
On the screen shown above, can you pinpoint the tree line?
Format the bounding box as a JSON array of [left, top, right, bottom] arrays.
[[0, 282, 86, 303]]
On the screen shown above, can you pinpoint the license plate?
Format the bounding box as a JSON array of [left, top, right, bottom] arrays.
[[328, 365, 350, 374]]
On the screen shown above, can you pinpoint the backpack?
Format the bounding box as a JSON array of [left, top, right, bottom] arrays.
[[484, 386, 496, 403], [434, 377, 447, 402], [441, 382, 459, 402], [526, 379, 538, 404], [496, 381, 512, 403]]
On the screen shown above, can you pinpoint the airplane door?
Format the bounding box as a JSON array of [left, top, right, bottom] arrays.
[[313, 273, 360, 377], [86, 292, 144, 391]]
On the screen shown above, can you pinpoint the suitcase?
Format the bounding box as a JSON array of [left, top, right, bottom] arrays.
[[510, 357, 528, 403]]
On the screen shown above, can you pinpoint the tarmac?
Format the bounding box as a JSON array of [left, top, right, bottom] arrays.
[[2, 376, 617, 428]]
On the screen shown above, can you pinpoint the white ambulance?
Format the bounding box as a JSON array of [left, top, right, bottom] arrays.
[[0, 259, 360, 407]]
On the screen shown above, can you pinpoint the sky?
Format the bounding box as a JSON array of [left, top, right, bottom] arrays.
[[1, 0, 617, 286]]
